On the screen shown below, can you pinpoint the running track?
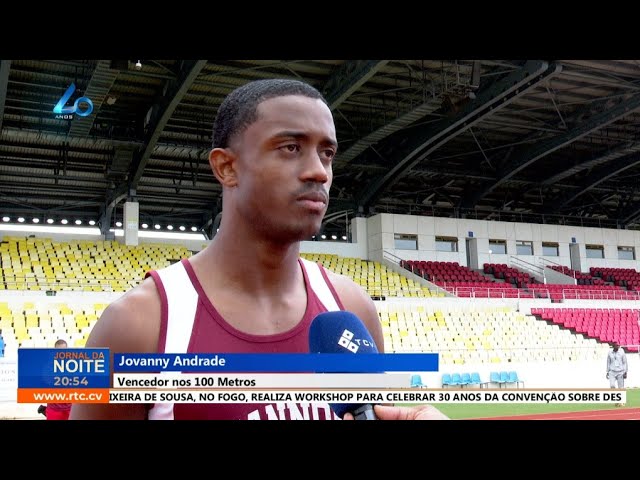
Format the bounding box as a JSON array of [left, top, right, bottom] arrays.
[[474, 407, 640, 420]]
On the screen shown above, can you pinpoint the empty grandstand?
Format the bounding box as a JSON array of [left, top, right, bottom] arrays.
[[2, 222, 639, 394]]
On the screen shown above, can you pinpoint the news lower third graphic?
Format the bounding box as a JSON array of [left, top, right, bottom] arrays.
[[15, 349, 626, 405], [112, 352, 439, 372]]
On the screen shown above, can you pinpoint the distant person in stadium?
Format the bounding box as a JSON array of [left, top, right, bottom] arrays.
[[70, 78, 448, 421], [39, 339, 72, 420], [606, 342, 627, 390]]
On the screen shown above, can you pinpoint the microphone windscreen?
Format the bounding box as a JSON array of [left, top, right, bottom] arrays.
[[308, 311, 378, 355], [308, 311, 379, 419]]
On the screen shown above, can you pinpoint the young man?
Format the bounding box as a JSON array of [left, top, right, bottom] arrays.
[[42, 339, 72, 420], [70, 78, 447, 420]]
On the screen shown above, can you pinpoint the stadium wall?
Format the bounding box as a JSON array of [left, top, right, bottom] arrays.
[[1, 229, 103, 243], [6, 213, 640, 274], [1, 219, 370, 259], [299, 241, 367, 258], [366, 213, 640, 273]]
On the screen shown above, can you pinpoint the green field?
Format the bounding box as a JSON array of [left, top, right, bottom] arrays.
[[403, 388, 639, 419]]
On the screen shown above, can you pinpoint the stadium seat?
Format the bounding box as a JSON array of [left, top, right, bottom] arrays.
[[490, 371, 505, 388], [469, 372, 483, 387], [0, 237, 192, 293], [410, 374, 426, 388], [507, 371, 524, 388], [441, 373, 453, 388]]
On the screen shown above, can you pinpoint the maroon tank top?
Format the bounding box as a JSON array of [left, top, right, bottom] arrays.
[[146, 257, 345, 420]]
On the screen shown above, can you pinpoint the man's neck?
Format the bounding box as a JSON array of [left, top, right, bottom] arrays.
[[199, 228, 303, 296]]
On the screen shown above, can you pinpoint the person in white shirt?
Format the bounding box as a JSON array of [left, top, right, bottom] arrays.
[[606, 342, 627, 389]]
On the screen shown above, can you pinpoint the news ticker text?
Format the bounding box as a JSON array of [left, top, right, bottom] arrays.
[[17, 388, 626, 405]]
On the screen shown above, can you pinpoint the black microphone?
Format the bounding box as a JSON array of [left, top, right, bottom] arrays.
[[308, 311, 380, 420]]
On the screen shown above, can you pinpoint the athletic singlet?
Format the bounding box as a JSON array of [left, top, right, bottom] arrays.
[[145, 257, 345, 420]]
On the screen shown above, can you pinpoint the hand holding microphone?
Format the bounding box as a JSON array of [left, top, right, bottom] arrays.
[[344, 404, 449, 420], [308, 310, 449, 421], [308, 310, 381, 420]]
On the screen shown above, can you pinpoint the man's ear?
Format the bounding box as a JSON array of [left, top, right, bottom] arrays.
[[209, 147, 238, 188]]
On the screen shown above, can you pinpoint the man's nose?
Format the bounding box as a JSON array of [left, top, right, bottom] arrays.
[[301, 150, 329, 183]]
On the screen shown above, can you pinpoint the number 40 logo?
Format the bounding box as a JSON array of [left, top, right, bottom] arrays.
[[53, 83, 94, 117]]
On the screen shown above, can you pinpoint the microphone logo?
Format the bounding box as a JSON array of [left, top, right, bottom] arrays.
[[338, 329, 359, 353]]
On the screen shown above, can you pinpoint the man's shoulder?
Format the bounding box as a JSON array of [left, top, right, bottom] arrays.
[[319, 265, 384, 350], [108, 277, 161, 316], [322, 268, 377, 313], [88, 277, 162, 353], [147, 258, 187, 277], [322, 268, 364, 295], [298, 257, 374, 306], [299, 258, 363, 296]]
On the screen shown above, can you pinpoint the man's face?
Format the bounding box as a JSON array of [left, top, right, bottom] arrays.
[[229, 95, 336, 242], [613, 344, 619, 352]]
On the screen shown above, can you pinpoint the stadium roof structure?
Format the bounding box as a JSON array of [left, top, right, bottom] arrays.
[[3, 59, 640, 239]]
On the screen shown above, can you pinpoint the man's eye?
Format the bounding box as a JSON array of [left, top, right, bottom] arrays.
[[281, 144, 299, 153]]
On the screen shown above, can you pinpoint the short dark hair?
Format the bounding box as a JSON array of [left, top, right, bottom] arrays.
[[212, 78, 327, 149], [55, 339, 67, 347]]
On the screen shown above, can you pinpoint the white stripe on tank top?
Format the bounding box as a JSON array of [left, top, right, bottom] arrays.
[[299, 258, 340, 312], [148, 260, 198, 420]]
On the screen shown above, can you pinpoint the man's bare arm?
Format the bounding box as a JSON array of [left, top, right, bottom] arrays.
[[69, 278, 161, 420]]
